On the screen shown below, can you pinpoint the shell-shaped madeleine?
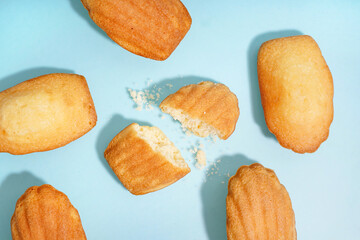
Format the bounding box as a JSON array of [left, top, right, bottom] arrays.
[[0, 73, 97, 155], [227, 163, 296, 240], [160, 81, 239, 140], [81, 0, 192, 60], [104, 123, 190, 195], [258, 35, 334, 153], [11, 185, 87, 240]]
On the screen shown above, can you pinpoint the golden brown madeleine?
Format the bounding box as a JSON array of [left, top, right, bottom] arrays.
[[81, 0, 192, 60], [258, 35, 334, 153], [11, 185, 87, 240], [227, 163, 296, 240], [160, 81, 239, 140], [104, 123, 190, 195], [0, 73, 97, 155]]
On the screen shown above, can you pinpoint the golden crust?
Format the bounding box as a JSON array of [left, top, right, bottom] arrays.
[[227, 163, 296, 240], [257, 35, 334, 153], [11, 184, 87, 240], [0, 73, 97, 155], [81, 0, 192, 60], [104, 123, 190, 195], [160, 81, 239, 139]]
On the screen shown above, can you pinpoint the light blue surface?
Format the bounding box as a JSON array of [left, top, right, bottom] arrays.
[[0, 0, 360, 239]]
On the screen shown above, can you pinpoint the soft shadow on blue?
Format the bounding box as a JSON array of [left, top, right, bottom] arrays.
[[96, 114, 152, 188], [68, 0, 113, 43], [0, 172, 46, 240], [0, 67, 74, 92], [127, 75, 218, 110], [201, 154, 257, 240], [247, 30, 303, 139]]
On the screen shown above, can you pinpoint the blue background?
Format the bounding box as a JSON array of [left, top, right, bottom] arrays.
[[1, 0, 359, 239]]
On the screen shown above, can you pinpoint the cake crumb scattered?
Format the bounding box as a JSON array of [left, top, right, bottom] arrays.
[[189, 147, 197, 154], [195, 150, 206, 169], [128, 86, 161, 111]]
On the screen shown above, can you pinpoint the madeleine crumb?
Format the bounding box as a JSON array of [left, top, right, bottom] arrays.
[[195, 150, 206, 169]]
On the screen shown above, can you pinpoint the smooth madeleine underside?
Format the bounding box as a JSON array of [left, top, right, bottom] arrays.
[[258, 35, 333, 153], [81, 0, 192, 60], [11, 185, 86, 240], [227, 164, 296, 240], [104, 123, 190, 195], [0, 73, 97, 155], [160, 81, 239, 140]]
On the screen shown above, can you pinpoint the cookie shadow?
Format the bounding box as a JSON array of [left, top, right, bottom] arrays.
[[0, 172, 46, 239], [201, 154, 257, 240], [0, 67, 74, 92], [248, 30, 303, 139], [68, 0, 113, 43], [95, 114, 153, 189], [127, 75, 218, 111]]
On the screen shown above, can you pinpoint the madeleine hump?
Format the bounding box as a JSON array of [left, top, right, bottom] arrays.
[[81, 0, 192, 60], [0, 73, 97, 155], [227, 163, 296, 240], [257, 35, 334, 153], [11, 185, 87, 240]]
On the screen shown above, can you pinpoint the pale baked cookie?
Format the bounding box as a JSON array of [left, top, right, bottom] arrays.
[[160, 81, 239, 140], [104, 123, 190, 195], [11, 185, 87, 240], [81, 0, 192, 60], [0, 73, 97, 155], [257, 35, 334, 153], [227, 163, 296, 240]]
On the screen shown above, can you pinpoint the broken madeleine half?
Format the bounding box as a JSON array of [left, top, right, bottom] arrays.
[[104, 123, 190, 195], [160, 81, 239, 140], [11, 184, 87, 240], [81, 0, 192, 60], [0, 73, 97, 155], [227, 163, 296, 240]]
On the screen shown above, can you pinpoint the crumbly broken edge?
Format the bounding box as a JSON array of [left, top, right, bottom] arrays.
[[134, 124, 188, 169], [161, 106, 222, 139]]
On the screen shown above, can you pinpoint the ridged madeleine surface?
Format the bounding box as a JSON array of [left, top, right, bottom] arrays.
[[0, 73, 97, 155], [104, 123, 190, 195], [160, 81, 239, 139], [258, 35, 334, 153], [227, 163, 296, 240], [81, 0, 192, 60], [11, 185, 86, 240]]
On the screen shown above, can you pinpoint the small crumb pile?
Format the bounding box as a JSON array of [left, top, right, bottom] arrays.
[[195, 150, 206, 169], [190, 143, 207, 169], [128, 88, 160, 111], [128, 79, 173, 111]]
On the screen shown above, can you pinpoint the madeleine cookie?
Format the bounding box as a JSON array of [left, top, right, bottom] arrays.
[[81, 0, 192, 60], [0, 73, 97, 155], [104, 123, 190, 195], [227, 163, 296, 240], [160, 81, 239, 140], [11, 185, 87, 240], [258, 35, 334, 153]]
